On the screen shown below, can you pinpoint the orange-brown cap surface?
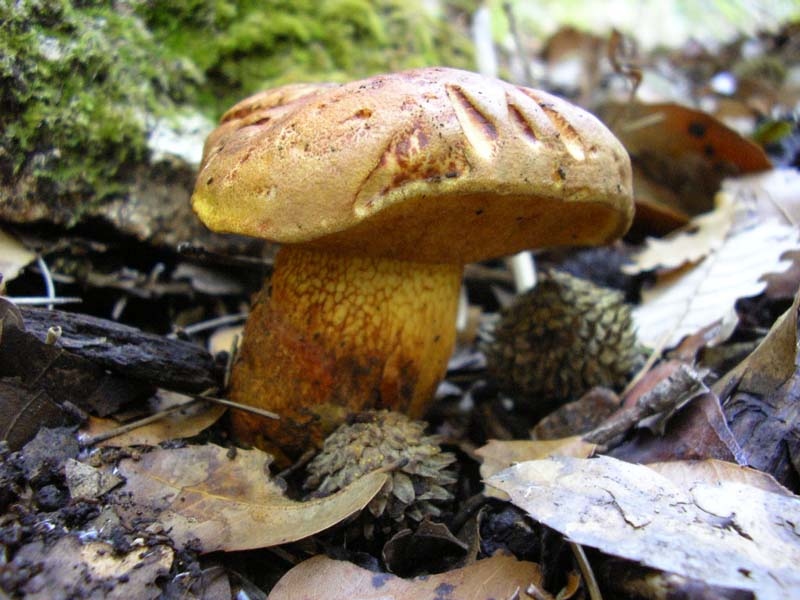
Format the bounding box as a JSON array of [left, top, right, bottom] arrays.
[[192, 67, 634, 263]]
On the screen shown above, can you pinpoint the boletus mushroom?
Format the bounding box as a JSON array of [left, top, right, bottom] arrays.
[[191, 67, 634, 459]]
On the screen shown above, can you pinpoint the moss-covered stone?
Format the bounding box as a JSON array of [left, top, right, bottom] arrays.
[[1, 0, 198, 221], [135, 0, 475, 115], [1, 0, 474, 230]]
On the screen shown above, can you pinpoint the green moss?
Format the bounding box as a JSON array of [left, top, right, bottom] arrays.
[[135, 0, 475, 117], [0, 0, 198, 216], [1, 0, 474, 223]]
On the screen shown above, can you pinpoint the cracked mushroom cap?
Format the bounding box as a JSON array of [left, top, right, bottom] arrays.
[[192, 67, 634, 262]]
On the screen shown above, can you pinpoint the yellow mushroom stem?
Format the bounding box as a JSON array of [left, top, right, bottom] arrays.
[[228, 245, 463, 460]]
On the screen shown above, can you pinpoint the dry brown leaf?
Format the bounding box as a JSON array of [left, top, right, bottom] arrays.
[[711, 289, 800, 486], [112, 444, 388, 553], [267, 553, 544, 600], [715, 287, 799, 396], [629, 169, 800, 274], [723, 168, 800, 225], [0, 228, 35, 285], [616, 103, 772, 172], [14, 536, 172, 600], [79, 391, 226, 447], [476, 437, 596, 499], [610, 393, 745, 465], [626, 175, 799, 349], [489, 456, 800, 598], [648, 458, 793, 496]]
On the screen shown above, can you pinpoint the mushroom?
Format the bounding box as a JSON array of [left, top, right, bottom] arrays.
[[191, 67, 634, 459]]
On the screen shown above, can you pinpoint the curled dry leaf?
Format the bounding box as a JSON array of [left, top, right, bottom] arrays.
[[610, 392, 745, 466], [267, 553, 544, 600], [712, 288, 800, 486], [489, 455, 800, 599], [727, 169, 800, 299], [606, 101, 771, 216], [616, 103, 772, 175], [111, 444, 388, 553]]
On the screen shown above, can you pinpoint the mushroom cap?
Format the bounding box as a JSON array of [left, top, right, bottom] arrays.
[[192, 67, 634, 264]]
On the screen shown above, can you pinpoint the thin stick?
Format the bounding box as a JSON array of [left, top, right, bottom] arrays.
[[36, 255, 56, 310], [7, 296, 82, 306], [167, 312, 248, 339], [80, 392, 279, 447], [195, 392, 279, 420], [584, 364, 704, 446], [570, 541, 603, 600], [80, 399, 201, 446]]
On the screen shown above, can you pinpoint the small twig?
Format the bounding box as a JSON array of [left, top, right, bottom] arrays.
[[190, 391, 279, 421], [275, 447, 317, 481], [36, 255, 56, 311], [463, 263, 516, 285], [111, 296, 128, 321], [608, 29, 641, 100], [177, 242, 273, 269], [605, 29, 643, 128], [620, 329, 672, 398], [570, 542, 603, 600], [525, 583, 551, 600], [80, 390, 279, 447], [504, 587, 521, 600], [266, 545, 302, 566], [502, 2, 536, 86], [168, 312, 248, 339], [80, 399, 201, 446], [583, 364, 705, 446], [449, 491, 489, 533], [6, 296, 82, 306], [223, 333, 240, 389], [4, 390, 46, 443]]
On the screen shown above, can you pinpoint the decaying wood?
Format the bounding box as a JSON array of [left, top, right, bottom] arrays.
[[583, 364, 707, 446], [19, 306, 223, 393]]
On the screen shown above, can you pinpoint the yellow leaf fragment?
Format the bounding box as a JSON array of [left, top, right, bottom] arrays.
[[475, 437, 596, 499]]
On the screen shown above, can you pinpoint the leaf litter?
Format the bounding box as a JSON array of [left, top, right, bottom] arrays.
[[110, 444, 389, 553], [627, 169, 800, 349], [488, 455, 800, 599]]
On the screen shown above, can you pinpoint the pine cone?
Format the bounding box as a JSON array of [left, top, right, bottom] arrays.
[[304, 411, 456, 539], [485, 270, 640, 414]]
